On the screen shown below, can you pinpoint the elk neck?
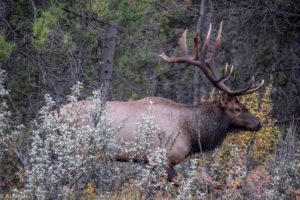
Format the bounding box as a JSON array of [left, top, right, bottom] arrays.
[[182, 102, 230, 153]]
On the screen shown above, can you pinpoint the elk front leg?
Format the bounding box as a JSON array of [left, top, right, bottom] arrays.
[[166, 166, 183, 186], [166, 166, 177, 181]]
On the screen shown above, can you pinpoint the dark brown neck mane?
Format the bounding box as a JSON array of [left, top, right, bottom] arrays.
[[184, 103, 230, 152]]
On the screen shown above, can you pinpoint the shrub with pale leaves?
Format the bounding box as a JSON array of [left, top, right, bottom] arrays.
[[24, 83, 121, 199]]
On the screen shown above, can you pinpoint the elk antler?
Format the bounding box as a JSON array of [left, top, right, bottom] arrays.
[[159, 21, 264, 96]]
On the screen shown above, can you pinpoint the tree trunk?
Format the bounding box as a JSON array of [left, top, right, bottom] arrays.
[[193, 0, 206, 105], [0, 0, 11, 33], [100, 23, 118, 100]]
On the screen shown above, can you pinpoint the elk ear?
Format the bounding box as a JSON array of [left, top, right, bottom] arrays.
[[218, 93, 229, 107]]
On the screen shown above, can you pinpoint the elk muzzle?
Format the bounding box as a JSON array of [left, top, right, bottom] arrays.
[[247, 117, 261, 131]]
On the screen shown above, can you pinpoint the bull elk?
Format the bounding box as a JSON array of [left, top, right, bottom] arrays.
[[60, 22, 264, 183]]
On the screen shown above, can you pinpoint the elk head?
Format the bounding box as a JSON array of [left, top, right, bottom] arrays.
[[218, 93, 261, 131], [160, 21, 264, 132]]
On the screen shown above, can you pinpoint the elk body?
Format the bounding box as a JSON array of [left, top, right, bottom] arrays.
[[59, 22, 264, 182]]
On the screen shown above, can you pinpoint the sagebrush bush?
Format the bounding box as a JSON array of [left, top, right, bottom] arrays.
[[19, 83, 123, 199], [5, 83, 172, 199], [0, 70, 20, 196], [0, 70, 10, 152], [261, 121, 299, 200]]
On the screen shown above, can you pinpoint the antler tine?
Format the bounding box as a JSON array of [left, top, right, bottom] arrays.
[[179, 30, 189, 56], [238, 79, 265, 95], [224, 63, 228, 74], [159, 53, 205, 67], [159, 53, 187, 63], [211, 21, 223, 62], [159, 53, 175, 63], [202, 23, 221, 79], [230, 65, 234, 74], [207, 21, 223, 77], [218, 63, 232, 83], [222, 77, 264, 96], [202, 24, 212, 61]]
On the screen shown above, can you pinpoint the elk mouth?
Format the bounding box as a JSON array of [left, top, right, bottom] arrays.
[[229, 127, 246, 133], [229, 123, 261, 132], [246, 122, 262, 131], [253, 125, 262, 131]]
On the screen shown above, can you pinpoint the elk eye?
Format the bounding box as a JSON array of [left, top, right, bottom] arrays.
[[235, 108, 241, 112]]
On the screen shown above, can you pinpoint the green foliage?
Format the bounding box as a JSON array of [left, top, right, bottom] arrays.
[[32, 4, 64, 48], [89, 0, 151, 25], [9, 65, 35, 112], [63, 31, 77, 51], [90, 0, 110, 16], [159, 17, 170, 34], [0, 34, 15, 63]]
